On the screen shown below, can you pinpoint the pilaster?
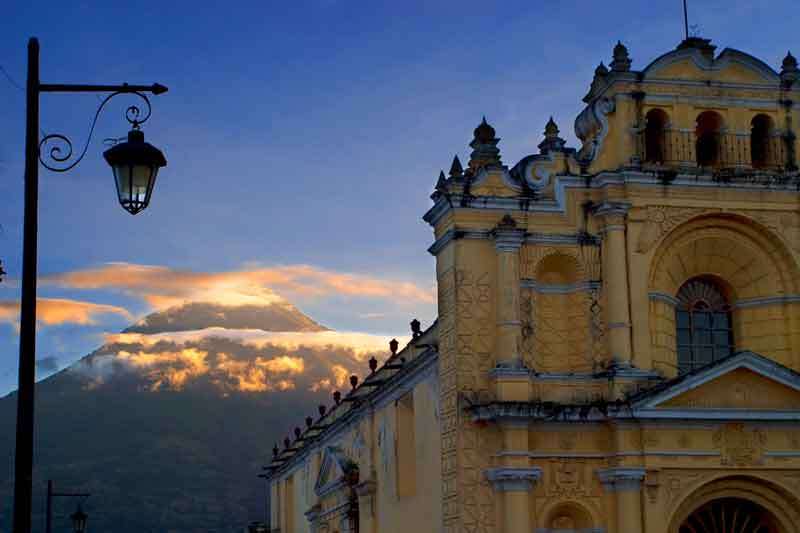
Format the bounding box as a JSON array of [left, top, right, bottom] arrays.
[[597, 467, 645, 533], [355, 477, 377, 533], [486, 466, 542, 533], [492, 214, 526, 370], [595, 202, 633, 369]]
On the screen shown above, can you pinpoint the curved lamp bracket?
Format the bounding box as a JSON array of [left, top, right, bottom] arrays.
[[38, 91, 152, 172]]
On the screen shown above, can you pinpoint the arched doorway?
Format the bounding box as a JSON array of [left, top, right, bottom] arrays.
[[668, 476, 800, 533], [679, 497, 780, 533], [696, 111, 724, 167]]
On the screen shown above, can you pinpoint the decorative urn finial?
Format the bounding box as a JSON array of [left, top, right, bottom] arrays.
[[349, 375, 358, 389], [410, 318, 422, 338], [538, 117, 567, 154], [389, 338, 399, 355], [469, 116, 501, 171], [369, 356, 378, 373], [318, 404, 326, 417], [781, 51, 799, 85], [610, 40, 631, 72]]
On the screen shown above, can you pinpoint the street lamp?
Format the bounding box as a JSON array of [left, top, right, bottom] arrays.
[[104, 127, 167, 214], [70, 505, 88, 533], [14, 37, 168, 533]]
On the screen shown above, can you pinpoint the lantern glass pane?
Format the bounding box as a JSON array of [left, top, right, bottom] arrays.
[[131, 164, 153, 205], [114, 164, 132, 203]]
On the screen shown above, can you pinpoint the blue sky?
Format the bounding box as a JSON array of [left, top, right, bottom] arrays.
[[0, 0, 797, 393]]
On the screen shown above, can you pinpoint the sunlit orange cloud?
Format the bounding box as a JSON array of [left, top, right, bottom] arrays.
[[43, 262, 435, 310], [0, 298, 132, 326], [105, 328, 409, 360], [103, 347, 308, 392]]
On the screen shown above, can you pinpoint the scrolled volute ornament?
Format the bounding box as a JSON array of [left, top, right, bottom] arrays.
[[38, 90, 153, 172]]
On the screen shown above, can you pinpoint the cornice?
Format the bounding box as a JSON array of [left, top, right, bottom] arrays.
[[268, 346, 439, 480]]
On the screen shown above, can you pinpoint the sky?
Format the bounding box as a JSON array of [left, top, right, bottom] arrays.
[[0, 0, 797, 394]]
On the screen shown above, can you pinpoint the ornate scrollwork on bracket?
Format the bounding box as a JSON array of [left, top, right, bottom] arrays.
[[575, 97, 616, 164], [38, 90, 153, 172]]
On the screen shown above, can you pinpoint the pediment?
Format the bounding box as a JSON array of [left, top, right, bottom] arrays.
[[661, 368, 800, 409], [642, 48, 779, 85], [630, 352, 800, 419], [314, 446, 356, 498]]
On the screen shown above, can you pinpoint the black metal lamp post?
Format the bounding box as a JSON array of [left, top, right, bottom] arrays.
[[14, 37, 168, 533]]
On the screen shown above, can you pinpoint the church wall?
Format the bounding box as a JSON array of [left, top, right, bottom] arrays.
[[437, 237, 499, 532], [372, 372, 442, 533]]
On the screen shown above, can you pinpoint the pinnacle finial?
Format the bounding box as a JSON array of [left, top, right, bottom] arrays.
[[473, 116, 496, 143], [595, 61, 609, 76], [611, 41, 631, 72], [783, 50, 798, 70], [538, 116, 566, 154], [545, 116, 559, 137], [436, 170, 447, 191], [449, 155, 464, 177], [781, 50, 799, 85]]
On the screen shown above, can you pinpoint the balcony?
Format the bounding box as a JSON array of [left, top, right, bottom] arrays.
[[636, 129, 798, 185]]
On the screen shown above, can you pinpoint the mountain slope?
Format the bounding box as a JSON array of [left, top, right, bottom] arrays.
[[0, 302, 377, 533], [124, 301, 328, 334]]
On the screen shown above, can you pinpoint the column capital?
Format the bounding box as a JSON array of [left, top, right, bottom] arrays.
[[485, 467, 542, 492], [594, 202, 631, 231], [596, 467, 646, 492], [492, 214, 526, 251]]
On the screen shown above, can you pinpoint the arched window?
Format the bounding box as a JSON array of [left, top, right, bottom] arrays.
[[751, 114, 774, 169], [695, 111, 724, 167], [644, 109, 669, 164], [675, 278, 734, 373]]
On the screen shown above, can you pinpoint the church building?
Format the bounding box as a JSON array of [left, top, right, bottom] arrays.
[[263, 36, 800, 533]]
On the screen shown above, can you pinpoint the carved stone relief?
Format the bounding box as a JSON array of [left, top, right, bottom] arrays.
[[712, 423, 767, 466], [548, 459, 589, 497]]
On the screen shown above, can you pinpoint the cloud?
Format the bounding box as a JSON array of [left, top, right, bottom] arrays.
[[43, 262, 435, 310], [104, 328, 406, 360], [0, 298, 132, 327], [74, 328, 405, 393]]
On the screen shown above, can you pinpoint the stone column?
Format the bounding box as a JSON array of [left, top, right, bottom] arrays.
[[595, 203, 633, 366], [485, 466, 542, 533], [597, 467, 646, 533], [492, 214, 526, 369]]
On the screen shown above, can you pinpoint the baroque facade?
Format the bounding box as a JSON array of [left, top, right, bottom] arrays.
[[264, 37, 800, 533]]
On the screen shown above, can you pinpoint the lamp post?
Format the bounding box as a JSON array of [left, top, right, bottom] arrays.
[[14, 37, 168, 533], [45, 481, 90, 533]]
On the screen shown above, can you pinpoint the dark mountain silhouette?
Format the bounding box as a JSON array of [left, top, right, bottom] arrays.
[[0, 302, 374, 533]]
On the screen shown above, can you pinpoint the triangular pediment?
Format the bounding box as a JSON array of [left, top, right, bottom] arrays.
[[629, 352, 800, 420], [314, 446, 356, 498], [661, 367, 800, 409]]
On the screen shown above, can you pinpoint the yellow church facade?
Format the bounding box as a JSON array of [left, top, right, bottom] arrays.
[[265, 37, 800, 533]]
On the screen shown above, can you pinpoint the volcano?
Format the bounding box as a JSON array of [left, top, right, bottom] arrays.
[[0, 301, 387, 532]]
